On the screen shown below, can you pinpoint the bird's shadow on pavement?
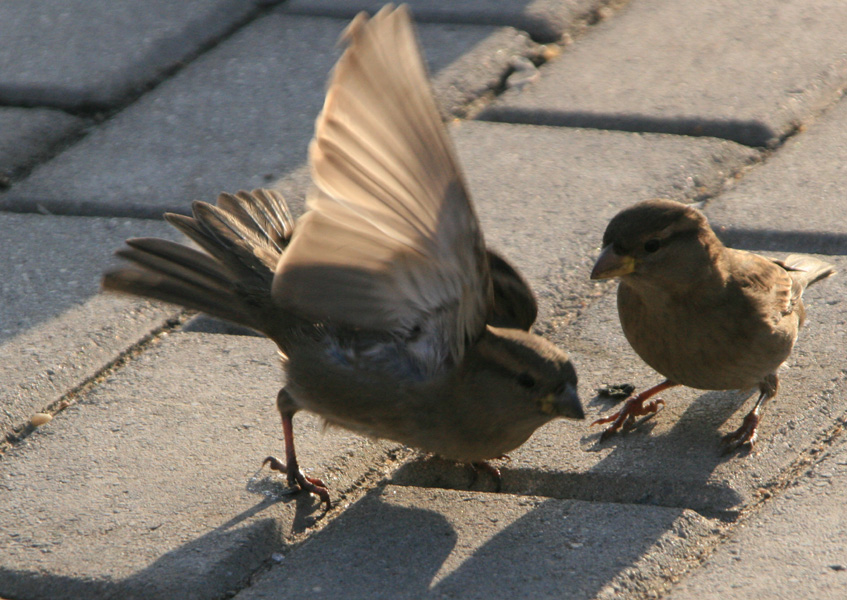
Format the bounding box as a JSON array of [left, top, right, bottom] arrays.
[[199, 485, 704, 599], [0, 471, 333, 599], [374, 386, 759, 596], [0, 500, 293, 600], [576, 387, 756, 513], [392, 385, 753, 518]]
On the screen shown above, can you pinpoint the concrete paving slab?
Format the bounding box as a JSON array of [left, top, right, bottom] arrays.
[[0, 13, 536, 218], [391, 256, 846, 516], [234, 485, 717, 600], [0, 108, 84, 183], [707, 94, 847, 255], [0, 0, 272, 111], [281, 0, 610, 43], [0, 294, 179, 442], [665, 433, 847, 599], [480, 0, 847, 147], [0, 212, 176, 342], [0, 332, 398, 600], [0, 213, 181, 436]]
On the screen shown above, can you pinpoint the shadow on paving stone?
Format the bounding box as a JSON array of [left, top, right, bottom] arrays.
[[477, 107, 776, 147], [715, 227, 847, 256], [238, 486, 708, 599], [0, 506, 288, 600], [427, 501, 688, 598], [392, 386, 752, 518], [282, 0, 582, 43]]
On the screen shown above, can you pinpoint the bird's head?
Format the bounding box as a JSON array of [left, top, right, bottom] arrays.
[[590, 199, 723, 290], [460, 326, 583, 424]]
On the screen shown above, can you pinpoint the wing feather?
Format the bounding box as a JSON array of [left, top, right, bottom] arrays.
[[273, 5, 490, 363]]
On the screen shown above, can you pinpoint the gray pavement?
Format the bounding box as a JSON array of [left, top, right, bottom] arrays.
[[0, 0, 275, 111], [664, 431, 847, 600], [1, 1, 847, 599], [480, 0, 847, 147]]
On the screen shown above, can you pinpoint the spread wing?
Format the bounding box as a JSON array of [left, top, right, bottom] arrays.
[[273, 5, 491, 365]]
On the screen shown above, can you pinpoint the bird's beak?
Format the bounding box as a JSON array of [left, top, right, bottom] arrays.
[[543, 382, 584, 420], [590, 244, 636, 279]]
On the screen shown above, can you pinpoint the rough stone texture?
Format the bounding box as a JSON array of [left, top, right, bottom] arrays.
[[0, 212, 176, 342], [0, 14, 536, 218], [0, 332, 398, 600], [0, 213, 181, 436], [666, 434, 847, 599], [0, 108, 84, 181], [234, 485, 716, 600], [480, 0, 847, 147], [282, 0, 610, 42], [707, 93, 847, 255], [0, 295, 179, 440], [0, 0, 273, 111]]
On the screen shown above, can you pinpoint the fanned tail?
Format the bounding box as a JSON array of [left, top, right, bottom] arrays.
[[783, 254, 836, 290], [103, 189, 294, 334]]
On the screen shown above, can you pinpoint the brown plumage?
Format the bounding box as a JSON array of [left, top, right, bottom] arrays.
[[102, 5, 582, 507], [590, 199, 834, 450]]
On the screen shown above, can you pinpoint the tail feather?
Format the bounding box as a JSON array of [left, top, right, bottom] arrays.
[[114, 242, 231, 296], [103, 265, 259, 329], [784, 254, 836, 289], [102, 189, 294, 334], [120, 238, 233, 288], [217, 189, 294, 253], [194, 202, 279, 273], [217, 193, 282, 253]]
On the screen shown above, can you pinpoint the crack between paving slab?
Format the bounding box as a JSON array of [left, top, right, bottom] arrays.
[[0, 310, 193, 457], [477, 109, 783, 148], [282, 0, 633, 45]]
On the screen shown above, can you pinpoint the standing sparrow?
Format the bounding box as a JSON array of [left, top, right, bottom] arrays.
[[590, 199, 834, 450], [102, 5, 583, 507]]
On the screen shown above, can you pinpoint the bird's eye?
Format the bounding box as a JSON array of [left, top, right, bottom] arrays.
[[517, 372, 536, 388], [643, 239, 661, 253]]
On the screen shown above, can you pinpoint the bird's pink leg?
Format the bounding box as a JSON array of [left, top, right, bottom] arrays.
[[264, 389, 331, 508], [593, 380, 678, 441], [722, 375, 778, 452]]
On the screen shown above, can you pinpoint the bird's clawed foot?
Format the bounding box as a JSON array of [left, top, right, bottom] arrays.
[[593, 395, 665, 441], [721, 411, 759, 454], [263, 455, 331, 509], [592, 380, 677, 442], [470, 461, 503, 492]]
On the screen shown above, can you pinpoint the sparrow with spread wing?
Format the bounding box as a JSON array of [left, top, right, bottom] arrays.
[[103, 5, 583, 507]]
